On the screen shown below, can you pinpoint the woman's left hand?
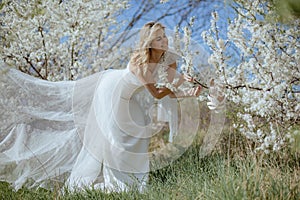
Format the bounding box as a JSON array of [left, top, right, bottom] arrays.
[[188, 85, 202, 97], [184, 74, 196, 83]]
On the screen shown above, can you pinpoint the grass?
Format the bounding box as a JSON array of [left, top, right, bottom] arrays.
[[0, 134, 299, 200], [1, 97, 298, 200]]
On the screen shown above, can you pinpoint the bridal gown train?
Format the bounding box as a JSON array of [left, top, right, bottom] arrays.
[[0, 53, 182, 192]]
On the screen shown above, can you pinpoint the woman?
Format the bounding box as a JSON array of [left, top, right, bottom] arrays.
[[0, 22, 201, 192]]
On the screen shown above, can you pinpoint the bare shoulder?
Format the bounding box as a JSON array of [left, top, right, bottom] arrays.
[[128, 61, 138, 75], [128, 61, 145, 78]]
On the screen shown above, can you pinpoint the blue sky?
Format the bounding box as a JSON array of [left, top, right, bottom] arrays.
[[118, 0, 232, 46]]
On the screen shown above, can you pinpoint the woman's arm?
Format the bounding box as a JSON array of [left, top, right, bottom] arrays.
[[144, 83, 173, 99], [130, 63, 174, 99]]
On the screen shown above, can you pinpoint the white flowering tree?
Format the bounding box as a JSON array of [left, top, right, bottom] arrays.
[[202, 0, 300, 154], [0, 0, 129, 81]]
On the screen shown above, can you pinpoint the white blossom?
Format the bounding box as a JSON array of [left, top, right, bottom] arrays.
[[1, 0, 129, 81]]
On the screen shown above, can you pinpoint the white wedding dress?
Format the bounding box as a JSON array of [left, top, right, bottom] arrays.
[[0, 52, 196, 192]]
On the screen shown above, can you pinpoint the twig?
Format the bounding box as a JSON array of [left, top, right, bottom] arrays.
[[193, 78, 208, 89]]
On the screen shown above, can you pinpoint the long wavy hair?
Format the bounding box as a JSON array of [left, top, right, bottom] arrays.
[[130, 22, 166, 74]]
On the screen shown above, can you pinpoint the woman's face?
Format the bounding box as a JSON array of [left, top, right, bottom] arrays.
[[150, 29, 168, 52]]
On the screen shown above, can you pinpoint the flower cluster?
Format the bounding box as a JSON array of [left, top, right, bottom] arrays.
[[155, 61, 179, 93], [202, 1, 300, 153], [175, 17, 225, 110]]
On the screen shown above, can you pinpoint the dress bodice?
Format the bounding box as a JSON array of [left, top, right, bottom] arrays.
[[117, 66, 143, 100]]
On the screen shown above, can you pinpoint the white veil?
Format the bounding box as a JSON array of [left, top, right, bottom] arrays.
[[0, 65, 81, 189]]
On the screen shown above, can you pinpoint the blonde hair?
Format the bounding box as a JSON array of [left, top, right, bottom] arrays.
[[130, 22, 165, 74]]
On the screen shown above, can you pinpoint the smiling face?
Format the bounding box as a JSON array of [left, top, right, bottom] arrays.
[[150, 29, 168, 53]]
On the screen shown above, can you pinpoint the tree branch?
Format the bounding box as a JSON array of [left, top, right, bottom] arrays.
[[23, 56, 45, 79]]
